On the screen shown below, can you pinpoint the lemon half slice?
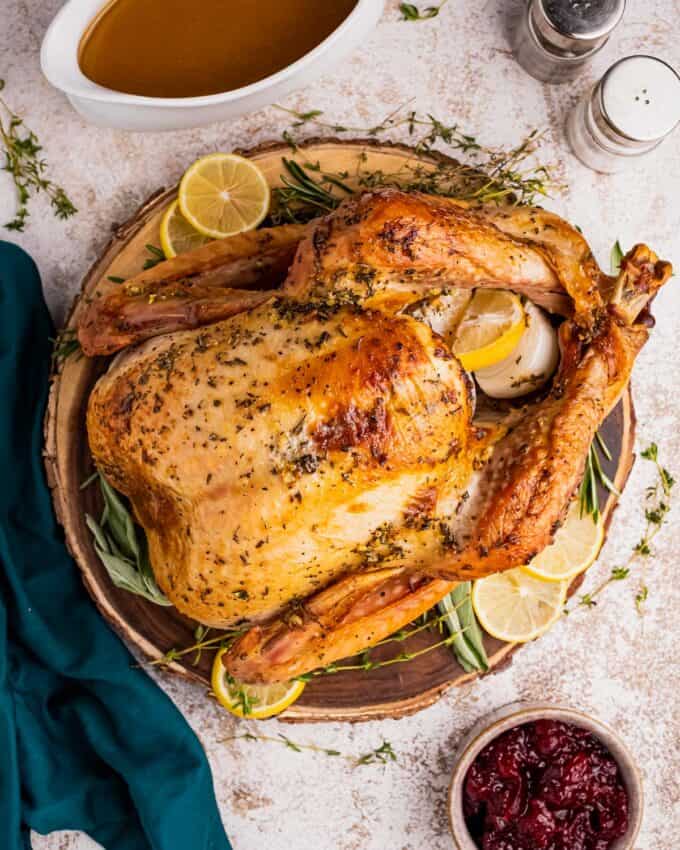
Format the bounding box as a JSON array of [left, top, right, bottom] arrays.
[[453, 289, 526, 372], [178, 153, 270, 239], [472, 568, 567, 643], [522, 500, 604, 583], [160, 200, 213, 258], [211, 648, 305, 719]]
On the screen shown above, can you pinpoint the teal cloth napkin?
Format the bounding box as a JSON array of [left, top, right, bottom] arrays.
[[0, 241, 232, 850]]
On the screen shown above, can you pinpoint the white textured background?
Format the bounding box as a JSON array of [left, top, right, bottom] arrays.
[[1, 1, 679, 848]]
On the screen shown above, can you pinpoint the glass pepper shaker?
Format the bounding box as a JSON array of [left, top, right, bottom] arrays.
[[514, 0, 625, 84], [566, 55, 680, 173]]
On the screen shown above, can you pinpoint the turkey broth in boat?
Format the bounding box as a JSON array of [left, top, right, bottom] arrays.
[[78, 0, 358, 98]]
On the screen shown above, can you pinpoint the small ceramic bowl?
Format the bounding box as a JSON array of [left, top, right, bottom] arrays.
[[41, 0, 384, 131], [448, 702, 643, 850]]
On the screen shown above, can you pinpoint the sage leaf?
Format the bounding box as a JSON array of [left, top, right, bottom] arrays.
[[438, 583, 488, 673], [86, 473, 171, 606], [452, 582, 489, 671]]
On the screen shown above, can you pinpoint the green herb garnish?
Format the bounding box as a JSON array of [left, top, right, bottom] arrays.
[[142, 243, 165, 270], [271, 106, 558, 224], [0, 79, 77, 232], [400, 1, 448, 20], [273, 157, 351, 223], [578, 240, 635, 522], [50, 327, 82, 366], [149, 628, 242, 668], [572, 442, 674, 612], [295, 610, 470, 680], [578, 432, 620, 523], [610, 240, 624, 274], [225, 732, 397, 767], [356, 740, 397, 765], [438, 582, 489, 672], [85, 472, 171, 606], [225, 674, 258, 715]]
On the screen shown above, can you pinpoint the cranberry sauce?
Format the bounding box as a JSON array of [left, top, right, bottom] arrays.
[[463, 719, 629, 850]]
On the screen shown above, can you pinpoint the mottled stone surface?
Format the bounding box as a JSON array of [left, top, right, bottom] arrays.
[[2, 1, 679, 848]]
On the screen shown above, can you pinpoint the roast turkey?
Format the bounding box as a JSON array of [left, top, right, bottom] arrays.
[[81, 190, 672, 682]]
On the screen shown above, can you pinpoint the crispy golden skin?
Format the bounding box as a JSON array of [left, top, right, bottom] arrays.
[[79, 192, 601, 356], [83, 190, 672, 682], [88, 302, 477, 626]]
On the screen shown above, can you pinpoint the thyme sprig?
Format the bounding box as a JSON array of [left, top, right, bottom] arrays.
[[572, 443, 674, 612], [400, 1, 449, 21], [224, 732, 397, 767], [298, 617, 470, 681], [149, 627, 243, 668], [356, 740, 398, 765], [271, 105, 557, 223], [0, 79, 77, 231], [224, 674, 258, 715]]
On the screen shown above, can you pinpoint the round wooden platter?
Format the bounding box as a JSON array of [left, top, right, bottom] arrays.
[[44, 139, 635, 723]]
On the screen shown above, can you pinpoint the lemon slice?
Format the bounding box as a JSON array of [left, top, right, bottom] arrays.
[[472, 568, 567, 643], [211, 648, 305, 718], [522, 500, 604, 583], [160, 200, 213, 258], [453, 290, 526, 372], [178, 153, 270, 239]]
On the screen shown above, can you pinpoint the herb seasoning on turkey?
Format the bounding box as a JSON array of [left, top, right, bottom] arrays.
[[81, 189, 672, 683]]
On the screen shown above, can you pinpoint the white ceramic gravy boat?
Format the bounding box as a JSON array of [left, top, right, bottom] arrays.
[[41, 0, 384, 131]]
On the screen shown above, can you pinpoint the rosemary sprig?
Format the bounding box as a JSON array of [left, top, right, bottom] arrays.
[[85, 472, 171, 606], [224, 732, 397, 767], [50, 327, 82, 366], [271, 106, 558, 223], [142, 243, 165, 270], [578, 432, 620, 523], [273, 157, 351, 223], [577, 240, 633, 522], [572, 442, 674, 612], [0, 79, 77, 231], [400, 1, 449, 20]]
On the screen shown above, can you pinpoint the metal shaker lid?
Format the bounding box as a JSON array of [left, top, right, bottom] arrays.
[[531, 0, 625, 55], [599, 55, 680, 144]]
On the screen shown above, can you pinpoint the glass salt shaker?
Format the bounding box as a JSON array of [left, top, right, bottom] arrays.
[[514, 0, 625, 84], [566, 55, 680, 173]]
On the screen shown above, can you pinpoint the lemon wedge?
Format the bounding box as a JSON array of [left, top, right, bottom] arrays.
[[211, 648, 305, 719], [472, 568, 567, 643], [178, 153, 270, 239], [474, 299, 559, 399], [522, 500, 604, 583], [453, 290, 526, 372], [160, 200, 213, 258]]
